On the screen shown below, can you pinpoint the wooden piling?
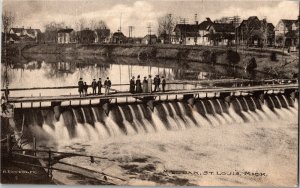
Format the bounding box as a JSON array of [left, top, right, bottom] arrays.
[[33, 137, 36, 156]]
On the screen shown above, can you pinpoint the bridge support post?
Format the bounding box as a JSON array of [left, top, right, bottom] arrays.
[[183, 94, 194, 106], [252, 91, 265, 104], [139, 96, 155, 111], [51, 102, 61, 121], [220, 92, 231, 106], [284, 89, 296, 101], [100, 99, 110, 116]]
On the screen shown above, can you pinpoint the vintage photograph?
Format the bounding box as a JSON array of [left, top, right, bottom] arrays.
[[1, 0, 299, 186]]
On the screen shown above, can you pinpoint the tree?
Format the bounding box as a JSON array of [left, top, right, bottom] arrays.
[[44, 21, 65, 42], [75, 18, 87, 31], [246, 57, 257, 71], [157, 13, 176, 44], [2, 11, 15, 41]]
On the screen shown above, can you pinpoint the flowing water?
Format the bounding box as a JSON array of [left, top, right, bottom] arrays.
[[2, 55, 298, 186]]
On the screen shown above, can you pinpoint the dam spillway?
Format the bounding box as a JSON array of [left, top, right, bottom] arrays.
[[12, 93, 298, 144]]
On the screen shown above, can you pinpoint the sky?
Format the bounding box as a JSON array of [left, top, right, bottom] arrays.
[[2, 0, 299, 37]]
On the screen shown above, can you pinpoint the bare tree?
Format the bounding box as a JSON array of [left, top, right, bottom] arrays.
[[44, 21, 65, 42], [75, 18, 87, 31], [2, 11, 15, 40], [157, 13, 176, 44]]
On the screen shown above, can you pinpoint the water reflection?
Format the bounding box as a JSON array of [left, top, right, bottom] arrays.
[[1, 54, 268, 97]]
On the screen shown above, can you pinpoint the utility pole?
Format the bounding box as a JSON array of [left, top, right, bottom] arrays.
[[147, 23, 152, 45], [128, 26, 134, 38]]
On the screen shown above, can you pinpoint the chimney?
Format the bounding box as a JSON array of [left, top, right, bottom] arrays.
[[206, 18, 212, 22], [195, 21, 199, 25], [30, 26, 31, 29]]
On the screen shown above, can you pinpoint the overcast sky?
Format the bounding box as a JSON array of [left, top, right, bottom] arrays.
[[3, 0, 299, 37]]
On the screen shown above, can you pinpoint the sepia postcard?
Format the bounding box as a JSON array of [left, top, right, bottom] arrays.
[[1, 0, 299, 187]]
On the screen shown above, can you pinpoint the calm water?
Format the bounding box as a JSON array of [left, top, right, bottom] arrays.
[[2, 54, 266, 97]]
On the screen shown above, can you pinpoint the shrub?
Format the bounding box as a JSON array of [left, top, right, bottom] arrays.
[[226, 49, 240, 65], [270, 52, 277, 61]]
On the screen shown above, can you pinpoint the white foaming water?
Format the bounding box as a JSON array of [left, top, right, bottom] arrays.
[[128, 105, 147, 132], [105, 113, 122, 136], [169, 103, 186, 129], [81, 108, 100, 142], [216, 99, 234, 124], [137, 104, 155, 133], [91, 107, 110, 138], [42, 123, 55, 138], [241, 98, 261, 122], [208, 100, 226, 126], [118, 106, 136, 135], [161, 103, 179, 130], [149, 107, 166, 132], [227, 105, 244, 123], [177, 102, 197, 128], [54, 115, 70, 143], [189, 105, 210, 128], [235, 98, 254, 122]]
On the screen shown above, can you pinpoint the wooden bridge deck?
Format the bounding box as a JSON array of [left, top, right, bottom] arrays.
[[7, 83, 298, 104]]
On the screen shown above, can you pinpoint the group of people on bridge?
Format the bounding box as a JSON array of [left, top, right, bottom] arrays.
[[129, 75, 166, 93], [77, 74, 167, 97], [78, 77, 111, 97]]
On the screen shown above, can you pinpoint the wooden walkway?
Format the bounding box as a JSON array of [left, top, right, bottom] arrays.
[[7, 83, 298, 104]]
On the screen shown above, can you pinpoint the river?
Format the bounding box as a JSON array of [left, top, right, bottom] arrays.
[[1, 54, 298, 186]]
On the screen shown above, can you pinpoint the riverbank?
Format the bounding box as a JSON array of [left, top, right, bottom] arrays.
[[7, 43, 300, 79]]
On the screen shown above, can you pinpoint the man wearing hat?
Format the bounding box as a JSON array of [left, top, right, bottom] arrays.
[[78, 78, 84, 97], [91, 79, 97, 95], [104, 77, 111, 95]]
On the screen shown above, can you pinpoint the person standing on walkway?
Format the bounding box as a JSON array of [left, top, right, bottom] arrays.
[[129, 76, 135, 93], [78, 78, 84, 97], [104, 77, 111, 95], [142, 76, 148, 93], [91, 79, 97, 95], [97, 78, 102, 95], [162, 76, 166, 92], [157, 75, 161, 91], [147, 75, 152, 93], [153, 75, 158, 92], [83, 82, 88, 96], [136, 75, 142, 93]]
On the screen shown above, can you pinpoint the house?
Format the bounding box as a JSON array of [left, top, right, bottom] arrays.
[[142, 34, 157, 44], [57, 28, 76, 44], [111, 31, 127, 44], [173, 24, 200, 45], [7, 33, 20, 43], [9, 27, 42, 43], [237, 16, 275, 46], [77, 29, 95, 44], [94, 28, 110, 43], [207, 22, 235, 46], [275, 19, 299, 48], [197, 18, 213, 45]]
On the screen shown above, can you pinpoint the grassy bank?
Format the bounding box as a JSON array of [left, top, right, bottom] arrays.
[[18, 43, 299, 79]]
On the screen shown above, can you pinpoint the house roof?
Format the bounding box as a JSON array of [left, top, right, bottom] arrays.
[[198, 18, 213, 30], [57, 28, 74, 33], [281, 19, 298, 28], [8, 33, 20, 41], [26, 28, 38, 35], [112, 31, 126, 38], [209, 23, 235, 33], [10, 28, 24, 33], [174, 24, 200, 33], [143, 34, 157, 39]]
